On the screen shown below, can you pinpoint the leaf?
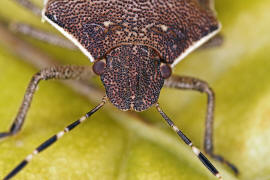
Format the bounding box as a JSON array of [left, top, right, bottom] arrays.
[[0, 0, 270, 180]]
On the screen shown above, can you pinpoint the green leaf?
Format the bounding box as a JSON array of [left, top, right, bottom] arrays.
[[1, 0, 270, 179]]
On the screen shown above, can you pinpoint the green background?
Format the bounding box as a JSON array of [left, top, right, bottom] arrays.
[[0, 0, 270, 179]]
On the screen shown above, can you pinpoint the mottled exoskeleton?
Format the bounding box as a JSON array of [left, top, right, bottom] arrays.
[[1, 0, 238, 179]]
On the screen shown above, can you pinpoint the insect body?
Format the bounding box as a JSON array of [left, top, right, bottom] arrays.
[[1, 0, 238, 179], [43, 0, 220, 111]]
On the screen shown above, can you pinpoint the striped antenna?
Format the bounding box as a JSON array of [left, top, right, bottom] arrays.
[[3, 97, 107, 180], [155, 103, 223, 180]]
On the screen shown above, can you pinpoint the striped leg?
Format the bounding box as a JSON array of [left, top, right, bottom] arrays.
[[156, 104, 222, 179], [3, 97, 106, 180], [164, 75, 238, 174], [0, 65, 94, 140]]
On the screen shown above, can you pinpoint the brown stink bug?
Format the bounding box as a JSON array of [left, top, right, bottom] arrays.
[[1, 0, 238, 179]]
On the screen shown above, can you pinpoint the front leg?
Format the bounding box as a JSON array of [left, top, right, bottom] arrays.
[[164, 75, 239, 174], [0, 65, 94, 140]]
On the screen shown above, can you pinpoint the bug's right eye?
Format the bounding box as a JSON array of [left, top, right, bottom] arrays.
[[93, 59, 106, 75], [160, 63, 172, 79]]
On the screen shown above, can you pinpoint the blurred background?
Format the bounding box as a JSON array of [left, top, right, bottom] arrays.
[[0, 0, 270, 179]]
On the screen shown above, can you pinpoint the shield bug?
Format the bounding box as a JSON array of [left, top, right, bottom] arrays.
[[1, 0, 238, 179]]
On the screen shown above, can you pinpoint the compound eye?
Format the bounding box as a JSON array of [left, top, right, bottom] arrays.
[[160, 63, 172, 79], [93, 59, 106, 75]]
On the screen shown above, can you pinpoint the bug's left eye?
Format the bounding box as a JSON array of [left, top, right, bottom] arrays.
[[160, 63, 172, 79], [93, 59, 106, 75]]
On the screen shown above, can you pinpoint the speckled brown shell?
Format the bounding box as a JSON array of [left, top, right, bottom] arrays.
[[44, 0, 219, 64]]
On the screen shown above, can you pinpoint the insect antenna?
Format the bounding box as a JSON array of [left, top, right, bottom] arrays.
[[3, 97, 107, 180], [155, 103, 223, 180]]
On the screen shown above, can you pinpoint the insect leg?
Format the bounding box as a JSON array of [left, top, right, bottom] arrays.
[[199, 34, 224, 50], [10, 22, 76, 50], [164, 75, 238, 174], [156, 104, 222, 179], [0, 65, 94, 140], [3, 97, 106, 180], [12, 0, 41, 16]]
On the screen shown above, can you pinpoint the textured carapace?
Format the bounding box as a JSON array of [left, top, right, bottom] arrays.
[[101, 44, 164, 111], [43, 0, 219, 111], [43, 0, 219, 64]]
